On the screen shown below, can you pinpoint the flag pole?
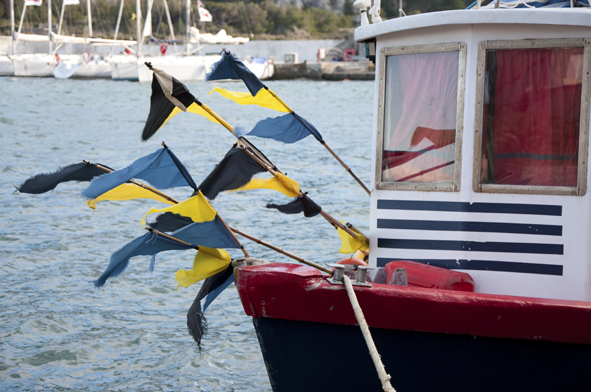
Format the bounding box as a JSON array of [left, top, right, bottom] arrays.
[[193, 101, 278, 170], [263, 87, 371, 196], [159, 142, 251, 259], [240, 145, 366, 242], [86, 156, 251, 258], [83, 160, 180, 204], [228, 226, 332, 274], [146, 227, 199, 250]]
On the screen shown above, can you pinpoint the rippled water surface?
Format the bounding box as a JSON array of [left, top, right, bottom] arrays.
[[0, 76, 374, 391]]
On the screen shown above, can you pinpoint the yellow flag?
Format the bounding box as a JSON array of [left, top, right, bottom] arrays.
[[209, 87, 290, 113], [186, 102, 221, 124], [158, 102, 220, 132], [141, 190, 216, 226], [175, 246, 232, 288], [231, 173, 300, 198], [87, 183, 175, 210], [337, 223, 369, 254]]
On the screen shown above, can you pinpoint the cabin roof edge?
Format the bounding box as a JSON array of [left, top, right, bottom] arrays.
[[354, 9, 591, 42]]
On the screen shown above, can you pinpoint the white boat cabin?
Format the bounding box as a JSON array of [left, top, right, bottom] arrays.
[[355, 9, 591, 301]]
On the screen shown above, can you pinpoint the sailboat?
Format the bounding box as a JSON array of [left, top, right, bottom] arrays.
[[110, 0, 273, 82], [11, 0, 58, 77], [52, 0, 137, 79]]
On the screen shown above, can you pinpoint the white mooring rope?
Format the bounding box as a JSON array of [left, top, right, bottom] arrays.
[[342, 275, 396, 392]]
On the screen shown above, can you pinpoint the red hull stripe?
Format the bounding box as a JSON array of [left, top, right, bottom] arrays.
[[235, 263, 591, 345]]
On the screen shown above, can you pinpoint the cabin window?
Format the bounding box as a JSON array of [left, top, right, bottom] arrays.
[[474, 39, 590, 196], [376, 43, 466, 191]]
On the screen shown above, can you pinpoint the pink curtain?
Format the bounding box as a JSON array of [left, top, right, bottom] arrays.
[[383, 52, 458, 183], [486, 47, 583, 187]]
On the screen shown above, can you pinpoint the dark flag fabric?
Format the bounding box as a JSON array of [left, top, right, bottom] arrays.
[[94, 232, 194, 287], [205, 51, 264, 96], [142, 65, 220, 141], [202, 273, 234, 312], [163, 146, 198, 190], [266, 193, 322, 217], [172, 216, 241, 249], [17, 162, 110, 194], [82, 148, 193, 200], [235, 112, 324, 144], [198, 147, 266, 200], [292, 112, 324, 143], [148, 212, 193, 232], [186, 264, 234, 348]]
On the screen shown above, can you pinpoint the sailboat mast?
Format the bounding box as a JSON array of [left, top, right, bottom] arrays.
[[9, 0, 14, 55], [162, 0, 177, 52], [136, 0, 142, 55], [113, 0, 124, 41], [48, 0, 52, 54], [185, 0, 190, 55], [57, 0, 65, 36], [15, 2, 26, 52], [87, 0, 93, 37]]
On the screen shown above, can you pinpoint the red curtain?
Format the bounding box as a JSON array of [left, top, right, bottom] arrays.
[[485, 47, 583, 187]]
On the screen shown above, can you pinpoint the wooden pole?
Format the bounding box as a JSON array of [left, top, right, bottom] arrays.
[[264, 87, 371, 196], [83, 160, 180, 205], [84, 159, 250, 258], [146, 227, 198, 249], [228, 226, 332, 274], [86, 160, 331, 275], [240, 147, 365, 241]]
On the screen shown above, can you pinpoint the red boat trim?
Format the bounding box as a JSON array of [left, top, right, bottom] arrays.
[[235, 263, 591, 345]]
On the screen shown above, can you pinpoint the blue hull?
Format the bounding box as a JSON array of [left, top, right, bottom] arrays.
[[253, 317, 591, 392]]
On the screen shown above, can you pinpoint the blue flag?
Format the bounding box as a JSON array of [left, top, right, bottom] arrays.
[[82, 148, 195, 199], [205, 51, 264, 96], [236, 112, 324, 144], [94, 232, 193, 287], [203, 274, 234, 312], [172, 216, 241, 249]]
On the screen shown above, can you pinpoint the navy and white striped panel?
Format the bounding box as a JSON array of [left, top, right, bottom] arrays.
[[375, 200, 563, 276]]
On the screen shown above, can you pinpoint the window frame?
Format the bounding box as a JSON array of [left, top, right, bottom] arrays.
[[375, 42, 467, 192], [473, 38, 591, 196]]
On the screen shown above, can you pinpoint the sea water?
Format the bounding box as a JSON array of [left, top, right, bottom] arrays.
[[0, 76, 374, 391]]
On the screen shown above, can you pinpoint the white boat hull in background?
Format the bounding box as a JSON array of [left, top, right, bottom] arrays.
[[0, 56, 14, 76], [111, 54, 274, 82], [13, 54, 57, 77], [110, 55, 140, 81], [136, 54, 222, 82]]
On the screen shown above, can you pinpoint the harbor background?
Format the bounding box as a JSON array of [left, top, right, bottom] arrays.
[[0, 76, 373, 390]]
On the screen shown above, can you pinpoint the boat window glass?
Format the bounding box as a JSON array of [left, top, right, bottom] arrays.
[[381, 50, 460, 187], [480, 47, 584, 188]]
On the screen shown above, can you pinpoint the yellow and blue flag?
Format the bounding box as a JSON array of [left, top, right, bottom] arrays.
[[199, 147, 267, 200], [94, 231, 194, 287], [82, 147, 196, 200], [142, 190, 216, 226], [208, 87, 290, 113], [175, 246, 232, 288], [87, 183, 175, 210], [205, 51, 265, 96], [142, 65, 220, 141], [235, 112, 324, 144]]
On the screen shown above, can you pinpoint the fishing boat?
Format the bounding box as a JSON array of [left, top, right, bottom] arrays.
[[234, 3, 591, 391]]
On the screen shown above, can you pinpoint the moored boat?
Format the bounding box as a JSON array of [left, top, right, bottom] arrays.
[[235, 4, 591, 391]]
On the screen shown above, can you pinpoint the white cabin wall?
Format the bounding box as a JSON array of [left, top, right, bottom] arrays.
[[368, 21, 591, 301]]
